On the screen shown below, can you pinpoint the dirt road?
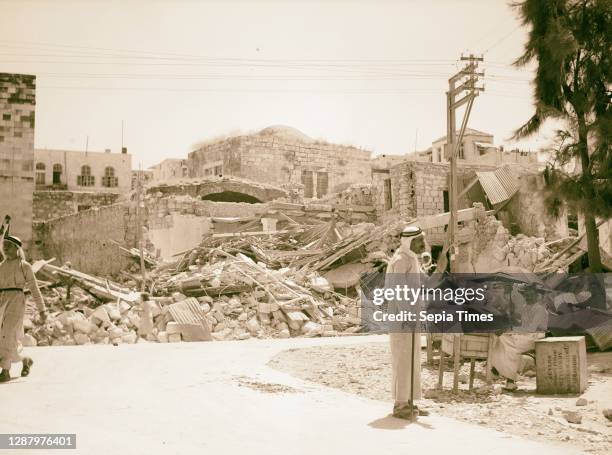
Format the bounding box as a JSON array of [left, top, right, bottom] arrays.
[[269, 338, 612, 454], [0, 335, 587, 454]]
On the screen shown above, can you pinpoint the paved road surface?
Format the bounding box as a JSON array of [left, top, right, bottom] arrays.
[[1, 335, 582, 455]]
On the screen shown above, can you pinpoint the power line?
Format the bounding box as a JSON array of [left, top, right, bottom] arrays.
[[36, 84, 532, 98], [483, 24, 522, 54], [0, 41, 460, 65]]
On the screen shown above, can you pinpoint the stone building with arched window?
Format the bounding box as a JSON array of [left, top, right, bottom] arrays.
[[34, 148, 131, 193], [32, 148, 132, 220]]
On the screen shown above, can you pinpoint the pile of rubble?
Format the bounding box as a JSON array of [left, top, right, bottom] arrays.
[[25, 209, 588, 347], [25, 213, 404, 346], [471, 216, 575, 272]]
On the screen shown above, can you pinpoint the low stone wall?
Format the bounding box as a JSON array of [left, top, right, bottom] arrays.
[[32, 203, 134, 276], [33, 191, 122, 221], [319, 183, 376, 207]]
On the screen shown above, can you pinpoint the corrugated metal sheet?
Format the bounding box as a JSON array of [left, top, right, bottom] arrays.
[[167, 297, 212, 341], [168, 297, 207, 325], [476, 166, 519, 205]]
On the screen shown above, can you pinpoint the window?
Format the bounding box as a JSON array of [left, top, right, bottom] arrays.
[[2, 114, 10, 121], [213, 165, 223, 176], [35, 162, 45, 185], [77, 165, 95, 187], [14, 131, 22, 138], [458, 142, 465, 159], [443, 190, 449, 212], [52, 163, 62, 185], [102, 166, 118, 187]]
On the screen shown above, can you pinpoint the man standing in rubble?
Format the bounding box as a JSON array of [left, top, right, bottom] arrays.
[[385, 225, 430, 420]]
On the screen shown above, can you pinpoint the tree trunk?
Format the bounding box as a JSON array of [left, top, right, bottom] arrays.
[[577, 115, 603, 272], [584, 213, 602, 272]]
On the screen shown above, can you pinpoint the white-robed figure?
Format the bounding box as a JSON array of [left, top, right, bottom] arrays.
[[385, 225, 430, 420]]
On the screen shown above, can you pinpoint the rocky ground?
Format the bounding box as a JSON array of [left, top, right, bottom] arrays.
[[269, 340, 612, 454]]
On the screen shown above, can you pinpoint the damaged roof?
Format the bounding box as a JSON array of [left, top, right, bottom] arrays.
[[476, 166, 519, 205]]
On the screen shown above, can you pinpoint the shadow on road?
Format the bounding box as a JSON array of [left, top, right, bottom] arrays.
[[368, 415, 435, 430]]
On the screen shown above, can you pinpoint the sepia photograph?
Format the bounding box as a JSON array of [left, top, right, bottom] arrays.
[[0, 0, 611, 454]]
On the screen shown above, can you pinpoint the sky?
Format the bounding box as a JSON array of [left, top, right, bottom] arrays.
[[0, 0, 555, 168]]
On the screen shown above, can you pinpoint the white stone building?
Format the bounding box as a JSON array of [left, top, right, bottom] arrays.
[[34, 148, 132, 194]]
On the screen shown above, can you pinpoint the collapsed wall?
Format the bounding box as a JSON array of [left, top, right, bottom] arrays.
[[503, 172, 569, 240], [32, 204, 134, 275], [33, 191, 122, 221], [470, 215, 553, 272], [32, 188, 379, 273]]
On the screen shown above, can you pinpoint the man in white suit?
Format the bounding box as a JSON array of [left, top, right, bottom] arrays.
[[385, 225, 430, 420]]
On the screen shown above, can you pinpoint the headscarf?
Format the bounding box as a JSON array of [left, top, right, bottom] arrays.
[[399, 227, 431, 273], [2, 235, 24, 260]]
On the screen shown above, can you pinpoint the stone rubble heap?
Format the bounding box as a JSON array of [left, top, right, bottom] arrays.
[[471, 215, 575, 272], [26, 218, 404, 346], [25, 212, 584, 347]]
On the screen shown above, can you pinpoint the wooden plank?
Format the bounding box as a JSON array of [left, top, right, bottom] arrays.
[[469, 358, 476, 391], [184, 284, 252, 297], [535, 219, 605, 271], [453, 334, 461, 393], [438, 351, 445, 389], [211, 229, 302, 239], [408, 207, 482, 230], [40, 263, 127, 293], [269, 201, 305, 211], [332, 204, 375, 213], [457, 176, 479, 200]]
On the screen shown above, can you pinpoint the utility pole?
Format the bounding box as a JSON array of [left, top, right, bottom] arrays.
[[446, 54, 484, 272]]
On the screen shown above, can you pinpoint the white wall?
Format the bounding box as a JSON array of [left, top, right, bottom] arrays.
[[34, 149, 132, 193], [148, 213, 211, 260]]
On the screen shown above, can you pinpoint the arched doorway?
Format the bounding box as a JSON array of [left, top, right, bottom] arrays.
[[201, 191, 262, 204]]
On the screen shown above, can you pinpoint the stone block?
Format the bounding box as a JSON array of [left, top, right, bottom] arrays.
[[168, 333, 181, 343]]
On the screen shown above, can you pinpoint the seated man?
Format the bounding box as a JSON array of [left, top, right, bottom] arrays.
[[489, 283, 548, 391]]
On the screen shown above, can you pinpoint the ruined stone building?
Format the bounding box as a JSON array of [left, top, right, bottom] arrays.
[[0, 73, 36, 246], [32, 148, 132, 221], [187, 126, 372, 199], [148, 158, 188, 183], [415, 128, 539, 166], [131, 169, 154, 190], [374, 160, 568, 246]]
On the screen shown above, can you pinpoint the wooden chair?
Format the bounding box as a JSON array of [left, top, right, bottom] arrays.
[[438, 333, 494, 392]]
